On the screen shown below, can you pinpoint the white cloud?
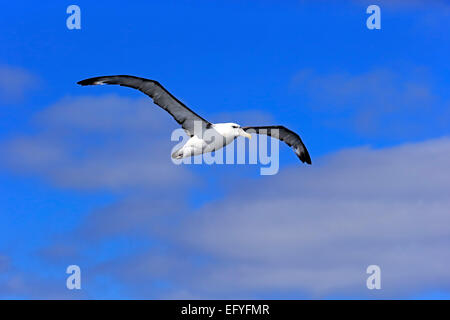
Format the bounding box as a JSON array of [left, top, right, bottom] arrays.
[[174, 137, 450, 297], [4, 91, 450, 298], [0, 65, 38, 103], [291, 67, 448, 139], [2, 95, 194, 190], [58, 137, 450, 298]]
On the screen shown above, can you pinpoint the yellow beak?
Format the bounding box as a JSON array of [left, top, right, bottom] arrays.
[[241, 130, 252, 139]]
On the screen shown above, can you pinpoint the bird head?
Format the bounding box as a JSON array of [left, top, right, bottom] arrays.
[[229, 123, 252, 139]]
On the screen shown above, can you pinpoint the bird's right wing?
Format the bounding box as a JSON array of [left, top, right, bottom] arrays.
[[77, 75, 211, 137], [243, 125, 312, 164]]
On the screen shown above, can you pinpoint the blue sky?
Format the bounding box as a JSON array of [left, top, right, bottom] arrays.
[[0, 0, 450, 299]]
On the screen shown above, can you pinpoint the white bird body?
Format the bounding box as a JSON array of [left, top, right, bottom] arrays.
[[171, 122, 251, 159]]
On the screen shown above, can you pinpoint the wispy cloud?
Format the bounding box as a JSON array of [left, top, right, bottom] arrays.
[[3, 89, 450, 299], [2, 95, 194, 191], [37, 136, 450, 298], [0, 65, 38, 104], [175, 137, 450, 297], [291, 67, 448, 139]]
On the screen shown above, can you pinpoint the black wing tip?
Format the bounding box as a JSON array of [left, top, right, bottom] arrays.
[[77, 76, 108, 86], [298, 148, 312, 165], [77, 75, 158, 86], [299, 152, 312, 165], [304, 156, 312, 165], [77, 78, 97, 86]]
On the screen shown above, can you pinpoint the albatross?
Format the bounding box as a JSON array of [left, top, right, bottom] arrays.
[[77, 75, 311, 164]]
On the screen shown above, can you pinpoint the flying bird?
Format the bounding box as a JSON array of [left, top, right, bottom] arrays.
[[77, 75, 311, 164]]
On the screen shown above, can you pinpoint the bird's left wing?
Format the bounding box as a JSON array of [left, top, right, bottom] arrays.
[[77, 75, 211, 137], [242, 125, 312, 164]]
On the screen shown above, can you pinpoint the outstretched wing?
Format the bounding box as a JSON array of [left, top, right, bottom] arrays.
[[77, 75, 211, 136], [243, 125, 312, 164]]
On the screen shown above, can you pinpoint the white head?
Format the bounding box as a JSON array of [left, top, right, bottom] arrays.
[[224, 122, 252, 139], [212, 122, 252, 139]]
